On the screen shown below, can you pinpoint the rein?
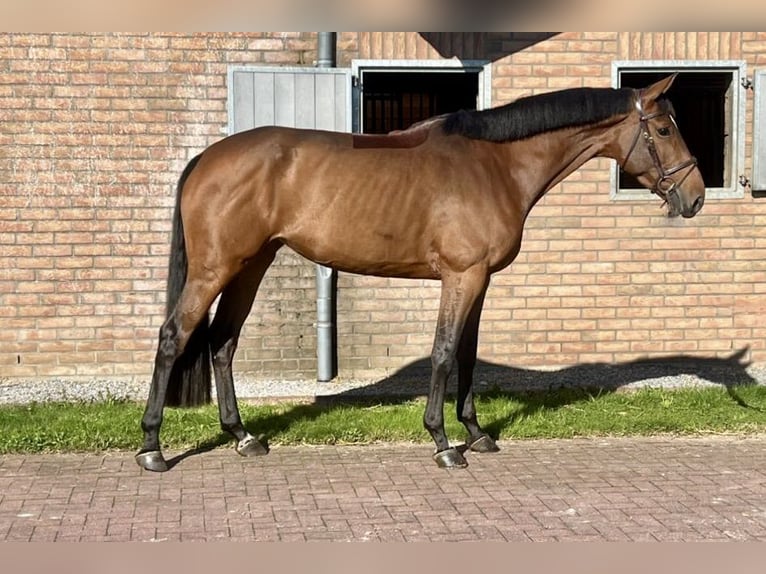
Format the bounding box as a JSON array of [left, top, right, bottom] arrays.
[[621, 93, 698, 206]]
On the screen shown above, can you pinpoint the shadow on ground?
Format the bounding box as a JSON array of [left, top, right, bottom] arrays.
[[331, 347, 757, 399], [171, 348, 760, 465]]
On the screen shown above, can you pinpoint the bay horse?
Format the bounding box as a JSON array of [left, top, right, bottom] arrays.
[[137, 74, 704, 472]]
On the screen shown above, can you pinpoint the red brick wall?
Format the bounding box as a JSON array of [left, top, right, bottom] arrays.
[[0, 33, 319, 379], [1, 32, 765, 383]]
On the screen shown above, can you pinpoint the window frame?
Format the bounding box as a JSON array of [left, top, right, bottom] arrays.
[[610, 59, 747, 201], [753, 69, 766, 193]]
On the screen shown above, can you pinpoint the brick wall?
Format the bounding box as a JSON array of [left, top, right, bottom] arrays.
[[0, 33, 319, 379], [1, 32, 766, 385]]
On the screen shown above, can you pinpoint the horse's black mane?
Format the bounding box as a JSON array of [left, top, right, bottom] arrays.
[[442, 87, 638, 142]]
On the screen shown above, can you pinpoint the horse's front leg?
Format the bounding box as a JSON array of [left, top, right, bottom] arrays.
[[424, 265, 489, 469], [456, 281, 500, 454]]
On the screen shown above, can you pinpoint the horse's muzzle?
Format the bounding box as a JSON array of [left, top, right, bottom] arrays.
[[683, 194, 705, 218], [665, 187, 704, 219]]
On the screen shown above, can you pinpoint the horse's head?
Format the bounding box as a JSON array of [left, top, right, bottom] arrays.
[[619, 74, 705, 218]]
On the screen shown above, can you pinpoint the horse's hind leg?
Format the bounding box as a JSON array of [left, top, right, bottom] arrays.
[[456, 281, 500, 454], [137, 274, 224, 472], [209, 243, 280, 458]]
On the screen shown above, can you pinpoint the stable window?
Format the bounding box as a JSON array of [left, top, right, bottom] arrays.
[[352, 60, 492, 134], [611, 61, 747, 199]]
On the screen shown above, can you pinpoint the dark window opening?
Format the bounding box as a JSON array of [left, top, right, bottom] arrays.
[[361, 71, 479, 134], [618, 70, 731, 190]]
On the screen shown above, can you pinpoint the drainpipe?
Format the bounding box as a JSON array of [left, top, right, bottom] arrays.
[[315, 32, 338, 382]]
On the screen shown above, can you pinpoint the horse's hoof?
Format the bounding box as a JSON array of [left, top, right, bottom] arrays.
[[236, 434, 269, 457], [135, 450, 169, 473], [433, 447, 468, 469], [469, 434, 500, 453]]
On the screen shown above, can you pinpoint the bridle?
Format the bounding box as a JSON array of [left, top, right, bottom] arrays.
[[621, 93, 698, 206]]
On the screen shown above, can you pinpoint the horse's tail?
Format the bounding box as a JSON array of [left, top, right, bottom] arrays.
[[164, 153, 212, 407]]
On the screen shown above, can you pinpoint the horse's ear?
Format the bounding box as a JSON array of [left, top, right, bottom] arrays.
[[640, 73, 678, 105]]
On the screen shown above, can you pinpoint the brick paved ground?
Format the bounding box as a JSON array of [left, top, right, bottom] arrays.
[[2, 436, 766, 542]]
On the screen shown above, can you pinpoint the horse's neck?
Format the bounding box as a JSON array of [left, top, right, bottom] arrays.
[[513, 126, 611, 214]]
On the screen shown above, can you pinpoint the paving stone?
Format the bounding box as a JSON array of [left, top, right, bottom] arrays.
[[2, 436, 766, 541]]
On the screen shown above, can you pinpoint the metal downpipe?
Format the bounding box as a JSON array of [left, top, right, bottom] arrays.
[[315, 32, 338, 382]]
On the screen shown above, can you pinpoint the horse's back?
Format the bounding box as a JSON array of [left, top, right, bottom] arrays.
[[196, 122, 452, 197]]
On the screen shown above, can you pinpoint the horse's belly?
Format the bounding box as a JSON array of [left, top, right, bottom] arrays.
[[283, 234, 438, 279]]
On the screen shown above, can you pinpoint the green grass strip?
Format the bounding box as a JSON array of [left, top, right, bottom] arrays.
[[1, 386, 765, 454]]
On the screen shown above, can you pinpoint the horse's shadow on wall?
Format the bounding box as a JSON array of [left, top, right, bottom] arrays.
[[166, 347, 759, 468]]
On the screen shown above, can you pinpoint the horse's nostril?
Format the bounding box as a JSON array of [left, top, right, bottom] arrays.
[[692, 195, 704, 214]]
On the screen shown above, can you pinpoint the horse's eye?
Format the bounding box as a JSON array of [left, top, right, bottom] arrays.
[[657, 126, 672, 137]]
